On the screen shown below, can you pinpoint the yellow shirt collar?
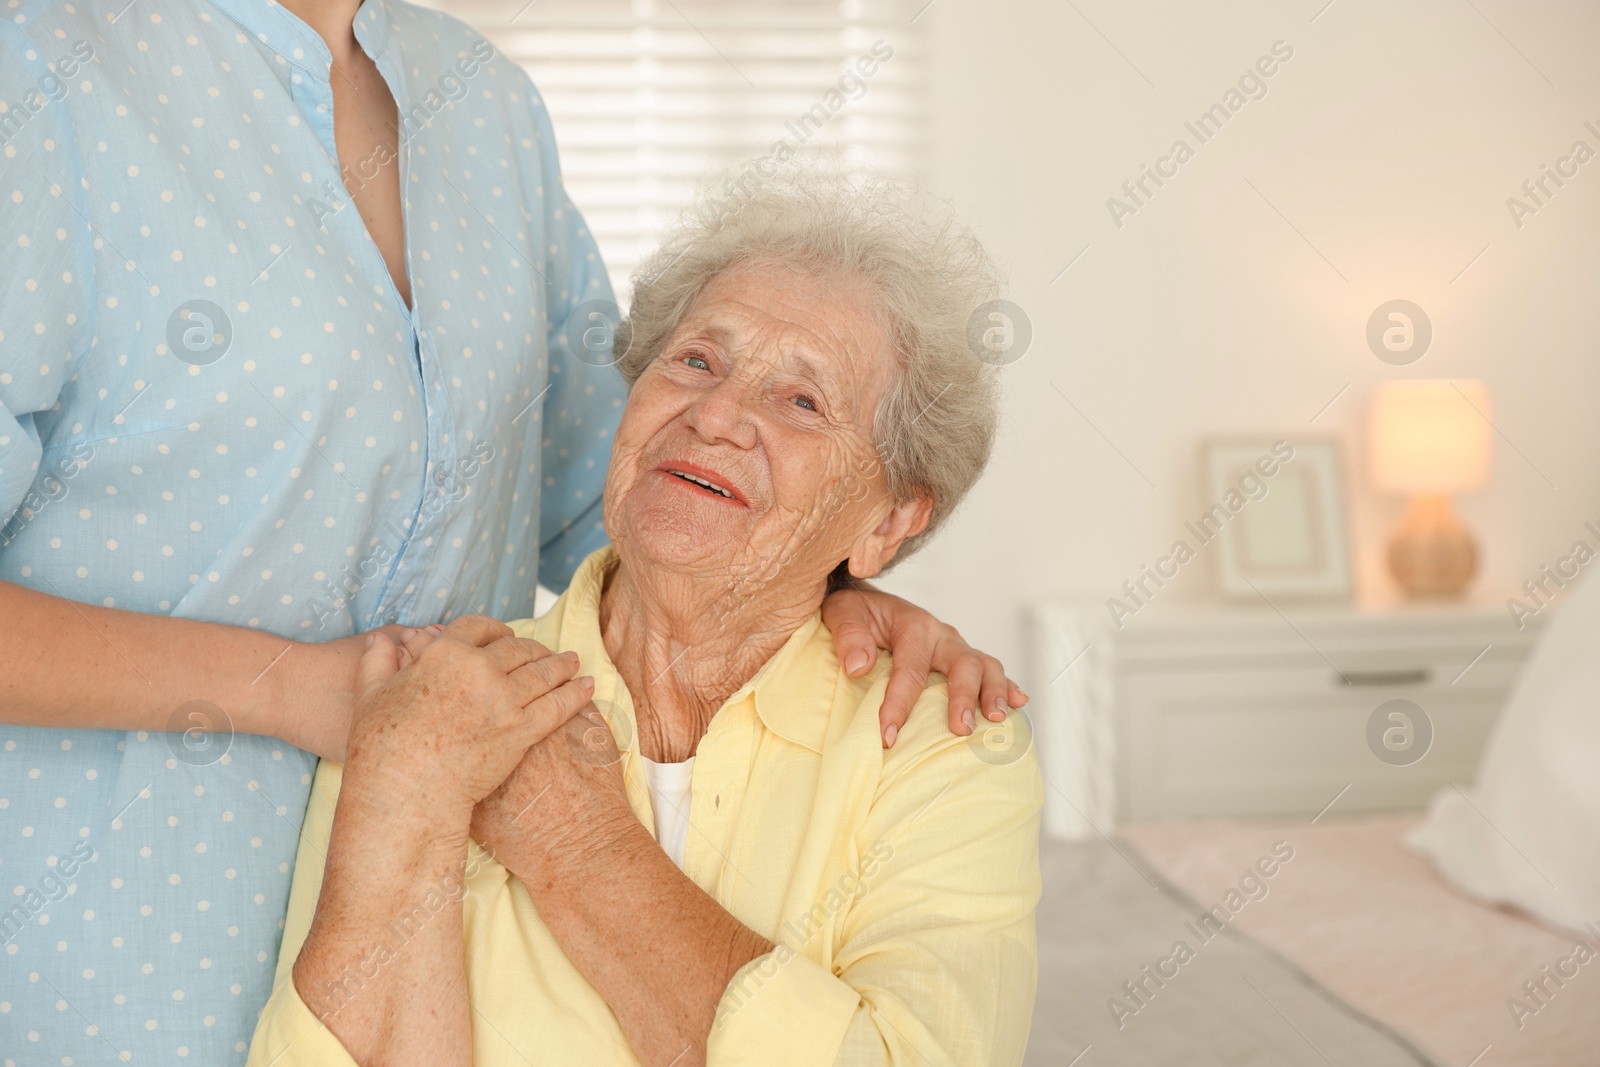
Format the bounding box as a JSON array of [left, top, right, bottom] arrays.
[[548, 547, 839, 756]]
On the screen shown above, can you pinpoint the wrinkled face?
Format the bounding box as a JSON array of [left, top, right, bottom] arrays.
[[604, 261, 920, 596]]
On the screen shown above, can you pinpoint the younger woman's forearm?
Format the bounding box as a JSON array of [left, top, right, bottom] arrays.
[[0, 577, 357, 756]]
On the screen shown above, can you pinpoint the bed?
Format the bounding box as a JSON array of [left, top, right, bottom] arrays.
[[1024, 814, 1600, 1066]]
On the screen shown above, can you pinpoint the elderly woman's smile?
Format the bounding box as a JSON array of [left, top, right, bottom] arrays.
[[605, 260, 907, 592]]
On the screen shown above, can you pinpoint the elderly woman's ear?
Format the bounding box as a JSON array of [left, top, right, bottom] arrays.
[[845, 494, 932, 581]]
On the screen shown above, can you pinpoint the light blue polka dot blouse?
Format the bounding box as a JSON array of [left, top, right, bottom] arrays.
[[0, 0, 627, 1061]]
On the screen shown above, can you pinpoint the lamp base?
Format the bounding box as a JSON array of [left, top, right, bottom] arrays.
[[1388, 494, 1477, 598]]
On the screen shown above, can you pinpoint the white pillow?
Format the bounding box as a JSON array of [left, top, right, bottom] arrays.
[[1406, 567, 1600, 933]]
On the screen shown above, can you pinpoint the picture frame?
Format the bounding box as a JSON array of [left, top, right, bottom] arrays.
[[1200, 437, 1352, 601]]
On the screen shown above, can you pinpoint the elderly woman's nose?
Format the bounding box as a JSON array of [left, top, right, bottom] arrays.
[[683, 377, 758, 447]]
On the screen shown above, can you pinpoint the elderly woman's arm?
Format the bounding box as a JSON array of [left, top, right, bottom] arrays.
[[471, 711, 775, 1064], [784, 709, 1043, 1067], [478, 689, 1043, 1067], [247, 619, 593, 1067]]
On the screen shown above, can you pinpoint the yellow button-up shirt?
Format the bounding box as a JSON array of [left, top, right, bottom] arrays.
[[248, 548, 1042, 1066]]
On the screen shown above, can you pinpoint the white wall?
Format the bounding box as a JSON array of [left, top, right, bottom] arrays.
[[877, 0, 1600, 691]]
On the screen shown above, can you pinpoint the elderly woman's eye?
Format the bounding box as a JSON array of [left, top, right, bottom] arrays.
[[683, 354, 711, 371], [792, 394, 818, 412]]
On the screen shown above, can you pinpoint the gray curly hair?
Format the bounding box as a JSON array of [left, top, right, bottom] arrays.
[[612, 163, 1002, 567]]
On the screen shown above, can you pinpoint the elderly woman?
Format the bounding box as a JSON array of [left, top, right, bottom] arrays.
[[247, 172, 1042, 1067]]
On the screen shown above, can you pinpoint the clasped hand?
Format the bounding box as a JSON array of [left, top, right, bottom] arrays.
[[344, 616, 633, 868]]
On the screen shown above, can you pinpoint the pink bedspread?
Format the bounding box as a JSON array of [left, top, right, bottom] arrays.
[[1120, 814, 1600, 1067]]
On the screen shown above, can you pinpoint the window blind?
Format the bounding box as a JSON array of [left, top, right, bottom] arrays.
[[420, 0, 925, 299]]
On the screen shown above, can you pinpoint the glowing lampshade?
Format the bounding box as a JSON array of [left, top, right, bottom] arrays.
[[1369, 380, 1492, 494]]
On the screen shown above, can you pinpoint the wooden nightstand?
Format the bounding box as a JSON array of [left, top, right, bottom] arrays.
[[1029, 597, 1547, 839]]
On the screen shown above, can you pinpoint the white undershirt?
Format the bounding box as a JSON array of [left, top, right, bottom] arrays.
[[639, 754, 696, 869]]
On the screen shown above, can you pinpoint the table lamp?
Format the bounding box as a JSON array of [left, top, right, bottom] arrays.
[[1368, 380, 1492, 598]]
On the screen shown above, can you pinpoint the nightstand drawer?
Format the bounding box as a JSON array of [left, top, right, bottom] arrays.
[[1120, 657, 1522, 819]]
